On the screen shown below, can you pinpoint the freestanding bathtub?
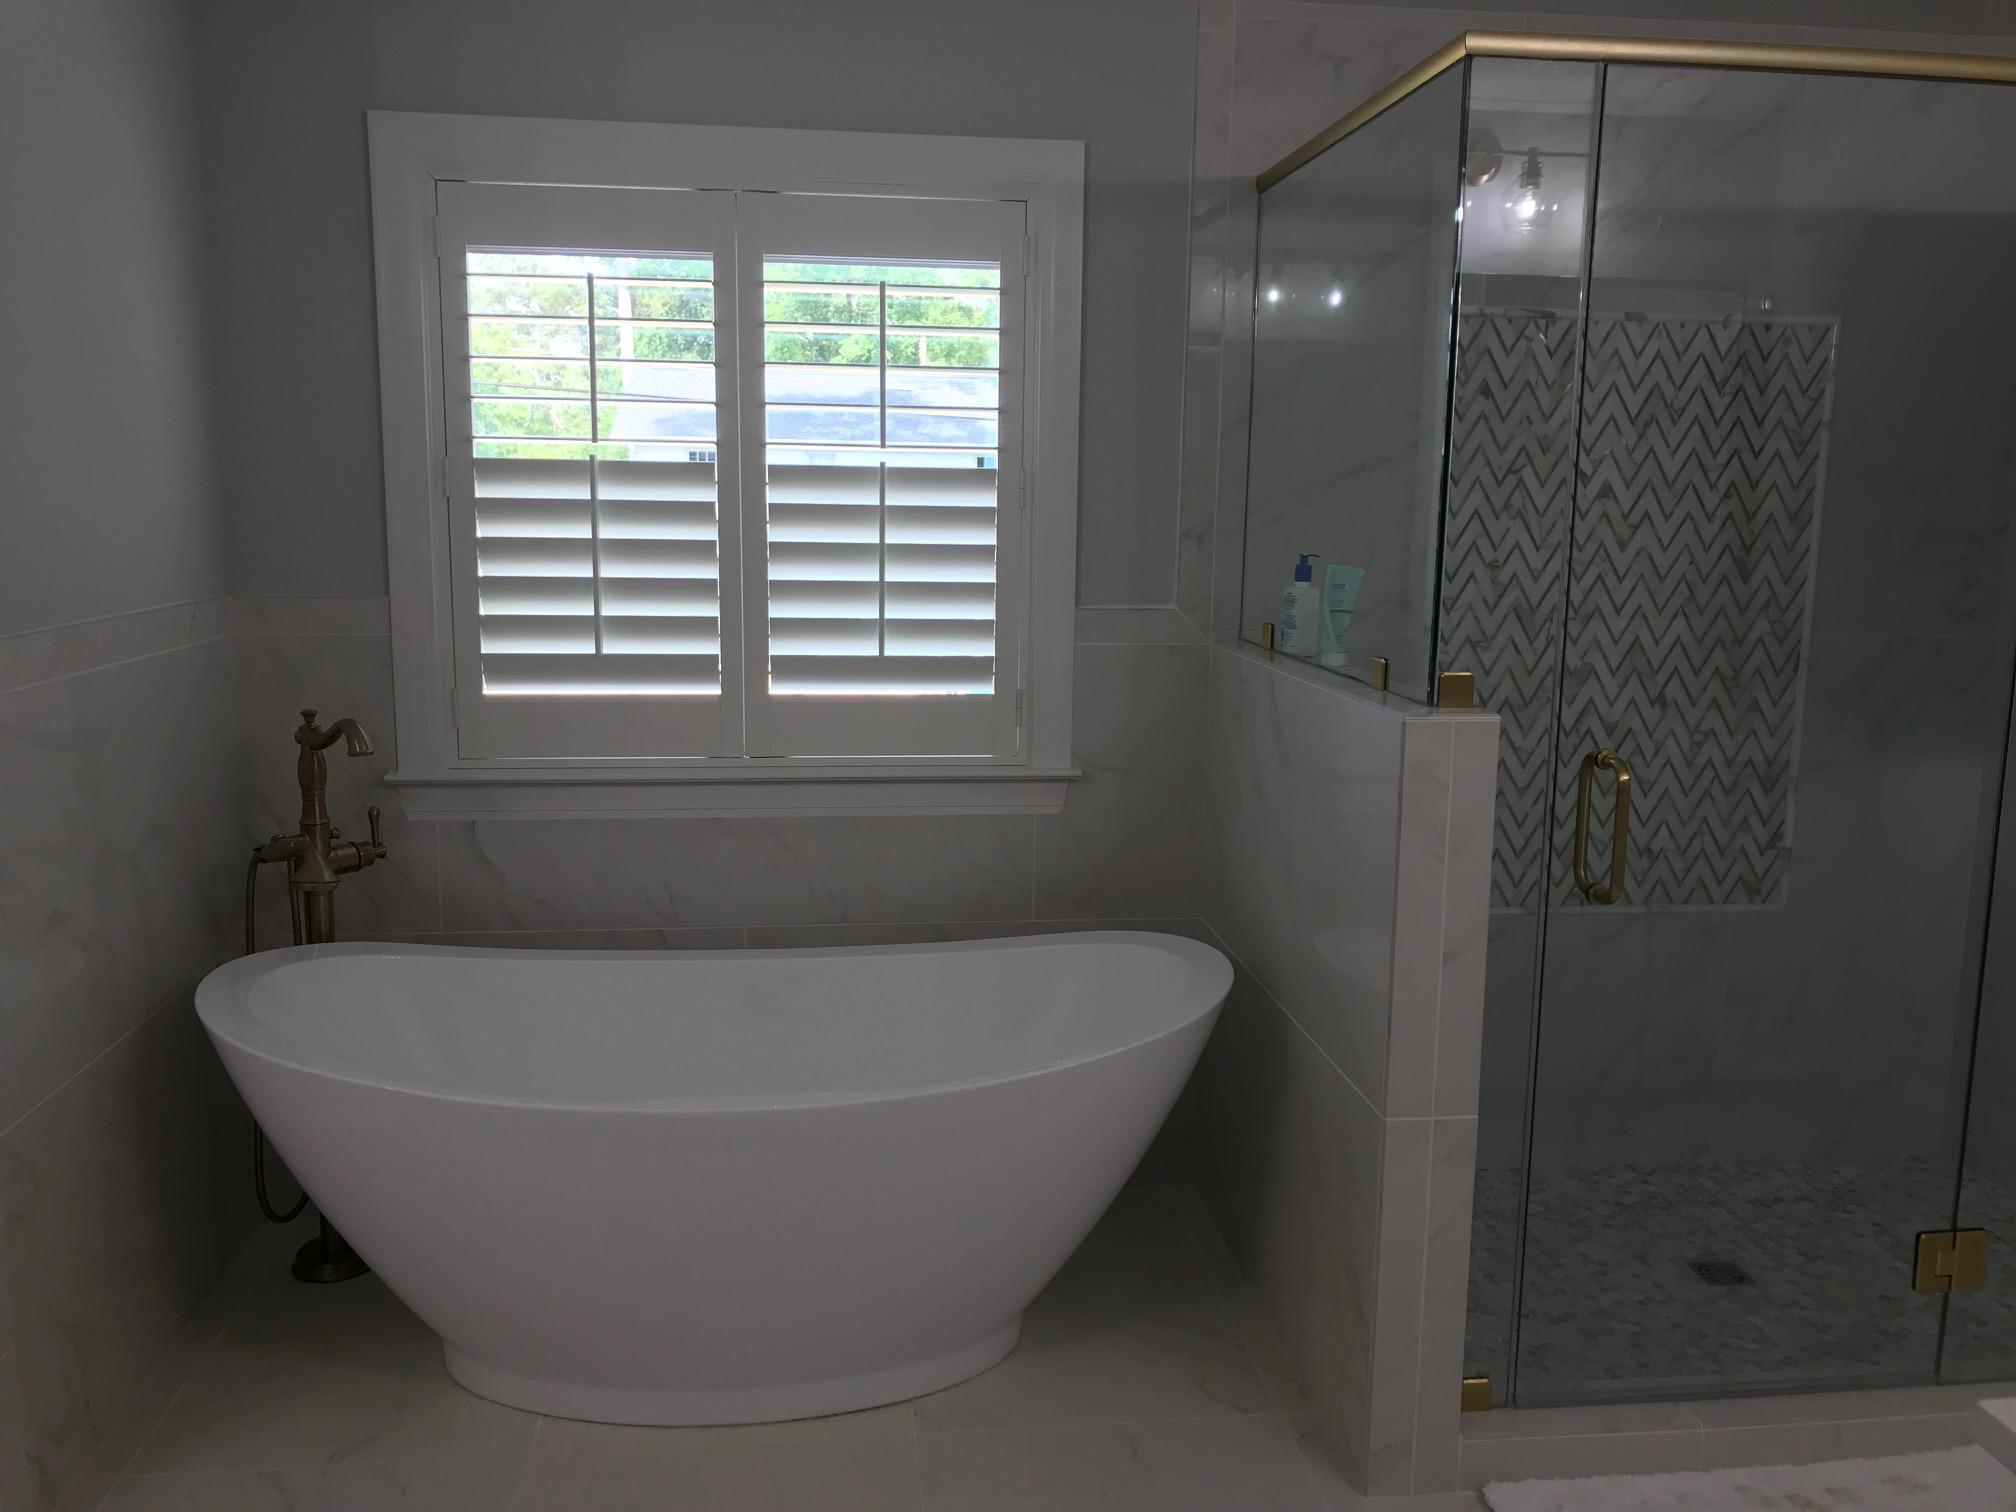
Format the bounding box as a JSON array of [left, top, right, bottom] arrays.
[[195, 931, 1229, 1424]]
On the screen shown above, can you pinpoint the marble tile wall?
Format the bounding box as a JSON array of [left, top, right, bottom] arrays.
[[0, 602, 257, 1512], [235, 601, 1212, 951], [1195, 639, 1496, 1496]]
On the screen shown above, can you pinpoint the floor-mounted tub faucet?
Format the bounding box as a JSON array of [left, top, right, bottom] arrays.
[[252, 709, 388, 946], [246, 708, 388, 1282]]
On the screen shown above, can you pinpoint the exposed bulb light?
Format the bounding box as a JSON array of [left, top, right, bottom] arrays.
[[1501, 148, 1557, 236], [1325, 287, 1344, 308], [1265, 286, 1282, 304]]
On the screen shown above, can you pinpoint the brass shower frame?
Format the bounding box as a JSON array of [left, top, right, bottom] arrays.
[[1248, 26, 2016, 1409], [1255, 31, 2016, 192]]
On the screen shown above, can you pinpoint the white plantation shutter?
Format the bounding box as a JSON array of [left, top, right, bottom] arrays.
[[431, 181, 1025, 764], [764, 464, 998, 690], [738, 193, 1027, 759], [437, 182, 743, 758], [471, 457, 721, 691]]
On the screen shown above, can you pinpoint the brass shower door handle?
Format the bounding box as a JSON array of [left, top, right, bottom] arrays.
[[1572, 748, 1633, 905]]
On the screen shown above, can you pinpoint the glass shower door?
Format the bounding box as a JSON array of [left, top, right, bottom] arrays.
[[1509, 63, 2016, 1404]]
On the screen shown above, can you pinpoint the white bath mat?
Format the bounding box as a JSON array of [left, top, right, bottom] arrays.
[[1483, 1446, 2015, 1511]]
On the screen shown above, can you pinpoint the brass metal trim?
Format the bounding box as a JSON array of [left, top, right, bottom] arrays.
[[1466, 30, 2016, 81], [1914, 1228, 1990, 1293], [1255, 30, 2016, 191], [1571, 747, 1632, 905], [1437, 670, 1477, 709], [1257, 37, 1468, 190], [1370, 655, 1390, 692], [1460, 1376, 1493, 1412], [1260, 621, 1277, 652]]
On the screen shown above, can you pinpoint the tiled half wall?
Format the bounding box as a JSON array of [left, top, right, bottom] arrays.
[[1195, 641, 1499, 1497]]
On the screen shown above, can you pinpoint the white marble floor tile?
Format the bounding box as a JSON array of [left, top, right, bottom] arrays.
[[528, 1402, 915, 1456], [94, 1458, 526, 1511], [126, 1278, 538, 1475], [77, 1190, 1337, 1508], [1212, 1274, 1315, 1415], [514, 1432, 921, 1512], [913, 1244, 1273, 1432], [1167, 1178, 1315, 1413], [918, 1416, 1323, 1511]]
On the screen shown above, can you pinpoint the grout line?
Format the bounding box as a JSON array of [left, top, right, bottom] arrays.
[[108, 1295, 254, 1486], [75, 1231, 270, 1509], [1175, 1190, 1287, 1419], [0, 632, 236, 700], [1428, 723, 1457, 1115], [1404, 1115, 1448, 1493], [503, 1415, 544, 1512], [1287, 1418, 1344, 1512], [0, 596, 225, 648], [1202, 917, 1387, 1123], [0, 954, 228, 1141]]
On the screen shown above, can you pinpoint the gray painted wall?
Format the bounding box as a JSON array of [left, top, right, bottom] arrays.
[[0, 0, 224, 638], [188, 0, 1198, 609], [1, 6, 251, 1510]]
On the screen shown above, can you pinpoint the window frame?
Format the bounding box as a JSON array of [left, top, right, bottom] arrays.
[[366, 110, 1084, 817]]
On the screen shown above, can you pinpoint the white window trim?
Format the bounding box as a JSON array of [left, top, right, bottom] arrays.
[[366, 110, 1084, 818]]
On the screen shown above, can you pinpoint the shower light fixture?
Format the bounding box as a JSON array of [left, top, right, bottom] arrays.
[[1325, 287, 1344, 308], [1502, 147, 1557, 235], [1265, 285, 1282, 304]]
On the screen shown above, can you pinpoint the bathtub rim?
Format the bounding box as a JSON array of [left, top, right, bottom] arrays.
[[197, 929, 1231, 1116]]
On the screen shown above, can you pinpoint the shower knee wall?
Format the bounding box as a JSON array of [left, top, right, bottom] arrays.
[[1192, 642, 1498, 1496]]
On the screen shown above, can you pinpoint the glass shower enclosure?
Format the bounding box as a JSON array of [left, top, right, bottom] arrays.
[[1242, 35, 2016, 1407]]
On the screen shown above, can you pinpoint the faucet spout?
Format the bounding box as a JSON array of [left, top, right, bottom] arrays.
[[297, 709, 374, 758], [288, 709, 381, 856]]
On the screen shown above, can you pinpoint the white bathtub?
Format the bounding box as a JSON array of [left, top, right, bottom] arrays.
[[195, 931, 1229, 1425]]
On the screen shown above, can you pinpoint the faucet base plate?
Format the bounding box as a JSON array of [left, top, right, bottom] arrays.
[[292, 1223, 371, 1284]]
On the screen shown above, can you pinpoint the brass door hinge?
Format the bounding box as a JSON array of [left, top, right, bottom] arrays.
[[1437, 670, 1477, 708], [1913, 1228, 1989, 1294], [1460, 1375, 1492, 1412]]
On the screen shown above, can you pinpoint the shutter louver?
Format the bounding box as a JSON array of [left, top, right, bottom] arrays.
[[760, 262, 1002, 701], [463, 252, 724, 699]]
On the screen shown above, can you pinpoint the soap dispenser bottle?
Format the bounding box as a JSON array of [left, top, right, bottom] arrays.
[[1280, 553, 1320, 656]]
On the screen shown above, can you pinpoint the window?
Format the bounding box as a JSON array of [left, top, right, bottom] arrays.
[[368, 115, 1083, 816]]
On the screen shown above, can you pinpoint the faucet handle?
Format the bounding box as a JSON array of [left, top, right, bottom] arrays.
[[367, 805, 386, 857]]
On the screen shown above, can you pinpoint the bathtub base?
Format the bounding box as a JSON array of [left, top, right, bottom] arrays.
[[443, 1319, 1022, 1426]]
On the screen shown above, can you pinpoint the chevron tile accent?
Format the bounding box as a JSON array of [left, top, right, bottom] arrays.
[[1440, 311, 1838, 911], [1439, 309, 1579, 910]]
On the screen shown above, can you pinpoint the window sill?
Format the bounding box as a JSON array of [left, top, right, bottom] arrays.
[[385, 765, 1080, 820]]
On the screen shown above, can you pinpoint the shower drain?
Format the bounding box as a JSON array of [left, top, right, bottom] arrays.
[[1688, 1258, 1754, 1287]]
